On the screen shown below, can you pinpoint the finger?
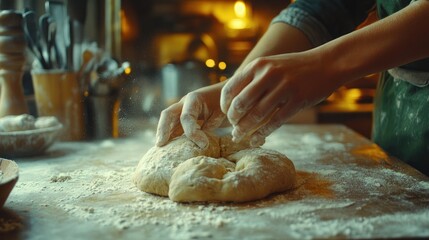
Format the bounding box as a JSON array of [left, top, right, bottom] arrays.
[[249, 100, 300, 146], [180, 93, 209, 149], [226, 79, 268, 126], [170, 125, 184, 140], [156, 103, 182, 147], [220, 66, 255, 115], [249, 132, 266, 148], [202, 110, 226, 130], [231, 85, 287, 142]]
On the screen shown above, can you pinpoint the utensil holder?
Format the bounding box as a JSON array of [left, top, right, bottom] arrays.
[[31, 70, 85, 141]]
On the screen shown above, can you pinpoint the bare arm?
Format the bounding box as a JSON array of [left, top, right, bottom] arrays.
[[236, 22, 313, 73], [221, 0, 429, 145], [321, 0, 429, 85], [155, 22, 314, 147]]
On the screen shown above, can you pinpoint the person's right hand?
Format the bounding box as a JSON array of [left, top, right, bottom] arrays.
[[220, 51, 343, 147], [155, 82, 226, 149]]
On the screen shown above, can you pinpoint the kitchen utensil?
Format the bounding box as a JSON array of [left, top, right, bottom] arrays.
[[0, 124, 62, 158], [23, 10, 48, 69], [78, 49, 94, 93], [0, 10, 28, 117], [89, 61, 129, 96], [68, 0, 87, 69], [45, 0, 67, 69], [47, 19, 63, 69], [39, 13, 51, 67], [0, 159, 18, 208], [79, 50, 94, 75], [0, 72, 28, 118], [66, 18, 73, 71]]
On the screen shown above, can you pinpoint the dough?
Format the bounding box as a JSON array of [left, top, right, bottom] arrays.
[[0, 115, 60, 132], [0, 114, 35, 132], [133, 133, 220, 196], [133, 133, 296, 203], [35, 116, 60, 129]]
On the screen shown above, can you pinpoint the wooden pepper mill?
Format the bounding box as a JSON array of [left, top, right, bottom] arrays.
[[0, 10, 28, 118]]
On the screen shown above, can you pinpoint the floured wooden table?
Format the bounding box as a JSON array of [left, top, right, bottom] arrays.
[[1, 124, 428, 239]]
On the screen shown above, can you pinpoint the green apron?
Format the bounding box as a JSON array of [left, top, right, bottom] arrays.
[[373, 0, 429, 176]]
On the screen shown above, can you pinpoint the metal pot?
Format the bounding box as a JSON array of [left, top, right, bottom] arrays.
[[161, 59, 211, 106]]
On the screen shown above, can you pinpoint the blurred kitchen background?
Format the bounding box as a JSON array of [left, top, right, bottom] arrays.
[[0, 0, 378, 139]]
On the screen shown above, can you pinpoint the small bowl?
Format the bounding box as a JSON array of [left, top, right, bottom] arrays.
[[0, 159, 19, 208], [0, 124, 63, 158]]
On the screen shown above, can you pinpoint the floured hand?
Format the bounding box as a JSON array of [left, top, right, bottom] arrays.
[[156, 82, 227, 149], [220, 53, 339, 147]]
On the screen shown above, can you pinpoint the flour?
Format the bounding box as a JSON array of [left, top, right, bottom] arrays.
[[5, 126, 429, 239], [0, 170, 3, 182], [50, 174, 72, 183]]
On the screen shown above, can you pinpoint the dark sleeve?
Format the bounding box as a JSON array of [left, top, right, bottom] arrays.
[[289, 0, 375, 39]]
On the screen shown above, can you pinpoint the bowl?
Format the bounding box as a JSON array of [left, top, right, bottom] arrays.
[[0, 159, 19, 208], [0, 124, 63, 158]]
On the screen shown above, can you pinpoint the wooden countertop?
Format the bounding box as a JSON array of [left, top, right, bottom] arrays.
[[1, 124, 428, 239]]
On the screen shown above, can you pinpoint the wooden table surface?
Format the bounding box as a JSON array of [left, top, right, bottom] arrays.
[[1, 124, 428, 239]]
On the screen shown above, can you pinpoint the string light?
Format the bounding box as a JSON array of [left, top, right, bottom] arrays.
[[218, 61, 227, 70], [205, 59, 215, 68]]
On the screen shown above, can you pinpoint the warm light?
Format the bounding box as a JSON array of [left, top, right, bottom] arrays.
[[124, 66, 132, 75], [219, 76, 228, 82], [228, 1, 250, 30], [120, 10, 138, 41], [218, 61, 227, 70], [344, 89, 362, 103], [205, 59, 215, 68], [234, 1, 247, 18], [227, 19, 248, 29]]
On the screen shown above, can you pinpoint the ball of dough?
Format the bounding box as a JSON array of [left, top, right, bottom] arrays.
[[0, 114, 35, 132], [168, 156, 234, 201], [169, 148, 296, 202], [133, 132, 297, 203], [132, 133, 220, 196], [35, 116, 61, 129]]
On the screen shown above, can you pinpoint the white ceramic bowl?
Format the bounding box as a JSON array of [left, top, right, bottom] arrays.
[[0, 159, 19, 208], [0, 124, 63, 158]]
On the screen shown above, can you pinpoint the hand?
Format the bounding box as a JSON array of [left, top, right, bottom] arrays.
[[220, 51, 341, 146], [156, 83, 226, 149]]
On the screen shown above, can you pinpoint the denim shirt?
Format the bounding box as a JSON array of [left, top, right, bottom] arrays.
[[271, 0, 429, 176], [272, 0, 375, 47], [272, 0, 429, 85]]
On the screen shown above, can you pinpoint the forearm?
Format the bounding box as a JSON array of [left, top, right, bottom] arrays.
[[235, 23, 313, 73], [319, 0, 429, 85]]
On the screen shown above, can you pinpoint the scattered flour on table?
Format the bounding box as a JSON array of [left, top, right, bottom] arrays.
[[14, 163, 429, 239], [6, 129, 429, 239], [50, 174, 72, 183], [265, 132, 351, 165]]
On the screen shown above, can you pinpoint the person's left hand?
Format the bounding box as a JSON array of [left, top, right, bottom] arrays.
[[220, 51, 342, 147], [156, 83, 226, 149]]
